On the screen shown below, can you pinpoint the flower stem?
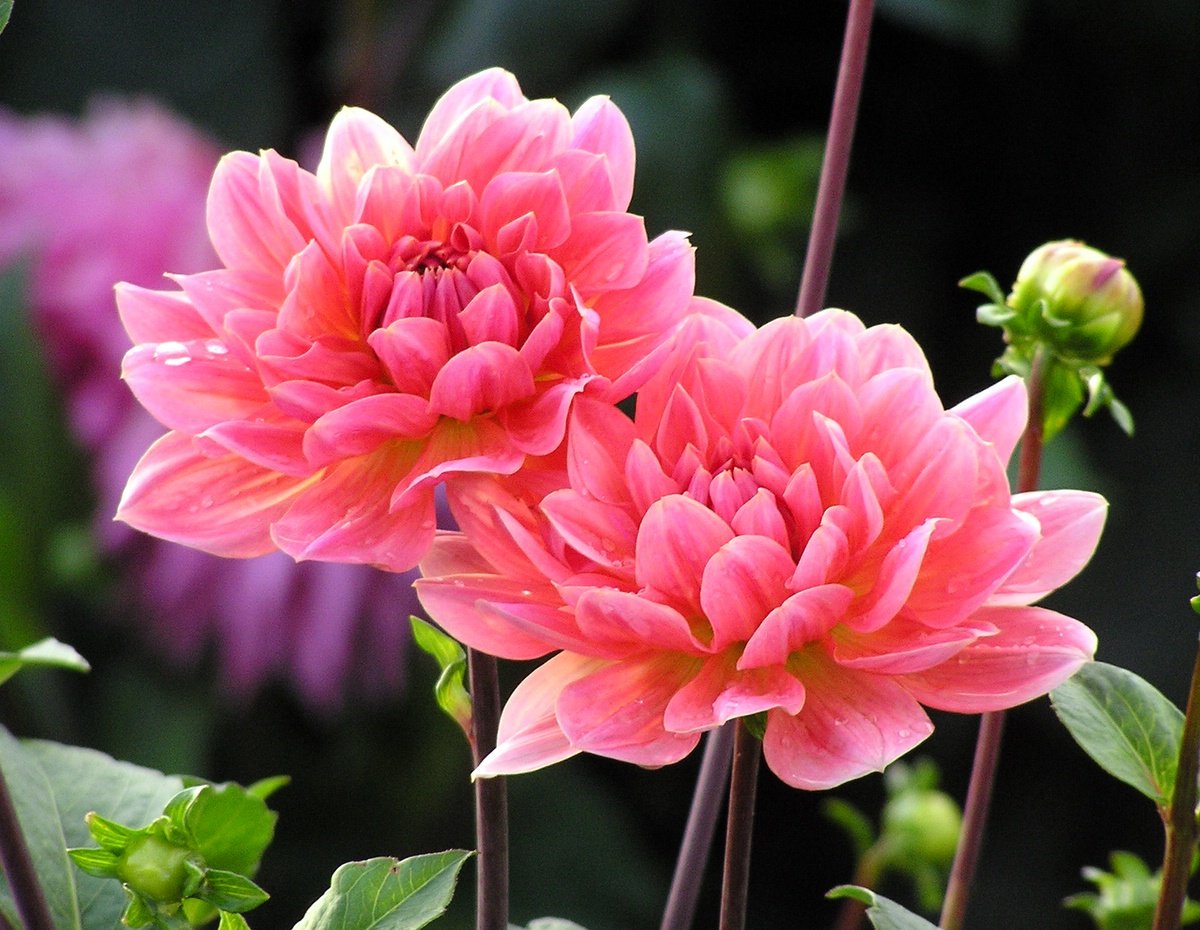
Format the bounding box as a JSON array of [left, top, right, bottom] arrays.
[[940, 349, 1050, 930], [832, 845, 887, 930], [718, 721, 761, 930], [0, 759, 55, 930], [795, 0, 875, 319], [1151, 631, 1200, 930], [660, 724, 736, 930], [467, 647, 509, 930]]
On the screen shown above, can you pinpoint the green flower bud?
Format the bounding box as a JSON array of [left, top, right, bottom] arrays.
[[880, 789, 962, 866], [1009, 239, 1143, 364], [117, 833, 194, 903]]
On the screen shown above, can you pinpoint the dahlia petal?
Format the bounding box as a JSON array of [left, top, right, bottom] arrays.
[[730, 489, 791, 551], [762, 658, 933, 789], [267, 377, 385, 423], [566, 396, 636, 505], [170, 268, 285, 337], [664, 654, 807, 733], [898, 605, 1097, 712], [739, 585, 857, 669], [367, 316, 453, 395], [207, 151, 308, 276], [480, 171, 572, 253], [304, 393, 439, 467], [198, 415, 310, 476], [117, 431, 315, 557], [790, 518, 850, 591], [625, 438, 680, 515], [116, 284, 214, 344], [445, 475, 569, 582], [551, 211, 649, 295], [501, 379, 589, 456], [655, 384, 709, 467], [884, 417, 980, 540], [458, 282, 521, 347], [575, 588, 705, 654], [392, 418, 526, 507], [474, 651, 602, 778], [122, 339, 266, 434], [275, 240, 356, 341], [990, 491, 1108, 605], [700, 535, 796, 650], [833, 616, 998, 674], [317, 107, 415, 224], [271, 448, 432, 572], [415, 572, 573, 660], [844, 520, 937, 632], [427, 342, 535, 421], [549, 149, 617, 216], [557, 654, 702, 766], [569, 95, 636, 210], [853, 322, 931, 378], [355, 166, 421, 245], [636, 496, 735, 614], [417, 68, 526, 161], [856, 368, 943, 470], [950, 375, 1028, 465], [419, 530, 496, 577], [541, 489, 638, 574]]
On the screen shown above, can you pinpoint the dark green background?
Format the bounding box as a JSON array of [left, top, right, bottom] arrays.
[[2, 1, 1198, 927]]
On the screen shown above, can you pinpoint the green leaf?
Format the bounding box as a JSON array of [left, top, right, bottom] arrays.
[[199, 870, 269, 912], [0, 638, 89, 686], [245, 775, 290, 802], [959, 270, 1007, 305], [826, 887, 941, 930], [1051, 662, 1183, 808], [0, 0, 12, 37], [410, 618, 473, 734], [293, 851, 473, 930], [82, 812, 137, 852], [219, 912, 253, 930], [65, 848, 120, 879], [0, 726, 185, 930], [180, 782, 279, 876]]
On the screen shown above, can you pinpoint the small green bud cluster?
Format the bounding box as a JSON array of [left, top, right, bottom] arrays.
[[964, 239, 1143, 440], [1065, 850, 1200, 930], [68, 777, 286, 929]]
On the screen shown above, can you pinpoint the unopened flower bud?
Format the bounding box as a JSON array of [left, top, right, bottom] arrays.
[[881, 789, 962, 866], [1009, 240, 1143, 364]]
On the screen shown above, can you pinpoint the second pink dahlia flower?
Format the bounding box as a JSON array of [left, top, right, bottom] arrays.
[[417, 310, 1105, 789], [116, 68, 703, 573]]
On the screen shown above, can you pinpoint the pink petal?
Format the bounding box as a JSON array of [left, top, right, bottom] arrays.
[[551, 211, 649, 295], [625, 438, 679, 516], [635, 496, 735, 615], [415, 573, 571, 660], [427, 342, 535, 421], [541, 489, 638, 574], [419, 530, 495, 577], [117, 431, 315, 557], [566, 396, 636, 506], [368, 316, 453, 396], [575, 588, 705, 654], [556, 654, 703, 766], [853, 322, 931, 378], [500, 379, 588, 456], [950, 375, 1028, 465], [303, 393, 439, 467], [664, 653, 807, 732], [480, 171, 572, 253], [474, 651, 603, 778], [122, 340, 267, 434], [898, 605, 1097, 712], [316, 107, 415, 224], [739, 585, 857, 669], [843, 520, 937, 633], [762, 655, 933, 789], [699, 535, 796, 650], [270, 447, 433, 572], [832, 616, 998, 674], [989, 490, 1107, 605], [417, 68, 526, 160], [730, 489, 791, 551], [207, 151, 308, 276], [391, 417, 526, 507], [116, 284, 215, 344], [198, 413, 310, 476], [457, 283, 521, 347], [569, 95, 636, 210]]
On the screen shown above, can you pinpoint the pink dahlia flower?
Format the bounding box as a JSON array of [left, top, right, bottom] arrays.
[[117, 68, 703, 573], [417, 310, 1105, 789], [0, 101, 422, 708]]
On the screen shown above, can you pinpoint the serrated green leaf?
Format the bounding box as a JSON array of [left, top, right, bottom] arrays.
[[410, 618, 472, 733], [182, 783, 278, 877], [200, 870, 269, 912], [1051, 662, 1183, 808], [0, 637, 90, 686], [826, 887, 941, 930], [293, 851, 472, 930], [0, 728, 186, 930]]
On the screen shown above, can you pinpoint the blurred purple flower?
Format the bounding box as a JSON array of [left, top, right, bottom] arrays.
[[0, 99, 421, 710]]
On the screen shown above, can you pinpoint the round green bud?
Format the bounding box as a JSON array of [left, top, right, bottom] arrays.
[[117, 834, 193, 903], [1009, 239, 1143, 364], [881, 789, 962, 866]]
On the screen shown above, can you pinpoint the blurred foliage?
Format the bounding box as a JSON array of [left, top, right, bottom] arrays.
[[0, 2, 1197, 929]]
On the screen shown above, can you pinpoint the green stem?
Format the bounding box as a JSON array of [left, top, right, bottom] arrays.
[[0, 759, 54, 930], [939, 349, 1049, 930], [467, 648, 509, 930], [832, 845, 887, 930], [1151, 632, 1200, 930], [718, 722, 761, 930], [659, 724, 736, 930], [795, 0, 875, 318]]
